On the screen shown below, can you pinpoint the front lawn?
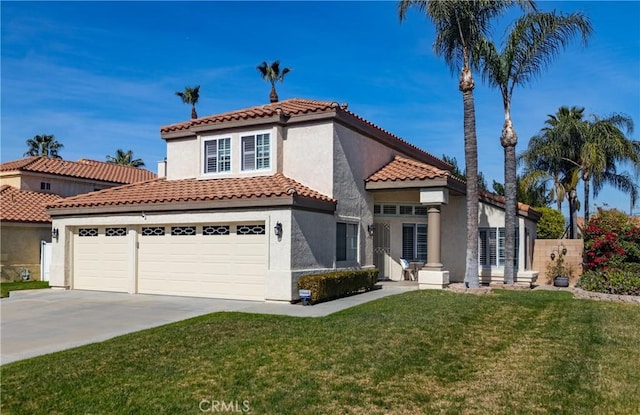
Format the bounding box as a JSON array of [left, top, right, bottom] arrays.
[[1, 290, 639, 414], [0, 280, 49, 298]]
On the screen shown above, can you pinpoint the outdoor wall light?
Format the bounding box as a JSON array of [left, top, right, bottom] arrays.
[[550, 243, 568, 261], [367, 224, 375, 236], [51, 228, 59, 242], [274, 221, 283, 238]]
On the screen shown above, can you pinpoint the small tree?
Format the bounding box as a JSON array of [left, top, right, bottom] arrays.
[[536, 206, 565, 239]]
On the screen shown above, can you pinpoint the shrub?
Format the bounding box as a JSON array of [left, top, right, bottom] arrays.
[[297, 269, 379, 303], [536, 207, 565, 239], [577, 270, 640, 296], [583, 208, 640, 271]]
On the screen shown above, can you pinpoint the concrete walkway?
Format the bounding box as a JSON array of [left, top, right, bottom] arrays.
[[0, 281, 416, 365]]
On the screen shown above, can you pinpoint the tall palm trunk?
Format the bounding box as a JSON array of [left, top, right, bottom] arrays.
[[191, 106, 198, 119], [568, 189, 579, 239], [501, 113, 518, 285], [460, 66, 480, 288], [583, 172, 591, 223], [269, 85, 278, 103]]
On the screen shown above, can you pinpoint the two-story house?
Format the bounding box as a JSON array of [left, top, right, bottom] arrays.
[[0, 157, 156, 281], [47, 99, 539, 301]]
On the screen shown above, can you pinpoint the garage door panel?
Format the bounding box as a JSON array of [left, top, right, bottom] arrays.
[[73, 228, 129, 292], [137, 224, 266, 300]]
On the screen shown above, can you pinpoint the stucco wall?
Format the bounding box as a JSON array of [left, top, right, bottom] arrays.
[[2, 174, 113, 198], [290, 209, 335, 270], [532, 239, 584, 284], [441, 195, 467, 282], [1, 224, 51, 281], [166, 137, 199, 180]]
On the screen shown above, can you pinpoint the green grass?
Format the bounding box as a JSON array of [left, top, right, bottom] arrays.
[[1, 290, 639, 414], [0, 280, 49, 298]]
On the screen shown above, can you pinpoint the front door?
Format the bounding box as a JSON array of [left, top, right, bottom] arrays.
[[373, 222, 391, 279]]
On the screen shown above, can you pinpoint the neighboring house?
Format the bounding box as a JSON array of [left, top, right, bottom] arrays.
[[47, 99, 540, 302], [0, 157, 157, 281], [0, 185, 61, 281]]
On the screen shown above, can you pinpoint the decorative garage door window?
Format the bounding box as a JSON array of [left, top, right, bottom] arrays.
[[106, 227, 127, 237], [171, 226, 196, 236], [237, 224, 266, 235], [141, 226, 165, 236], [78, 228, 98, 237], [203, 225, 230, 236]]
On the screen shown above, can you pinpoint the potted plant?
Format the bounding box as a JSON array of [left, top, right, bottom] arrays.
[[546, 248, 574, 287]]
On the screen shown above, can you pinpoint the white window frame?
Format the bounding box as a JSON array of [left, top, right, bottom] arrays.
[[478, 227, 519, 269], [202, 136, 232, 174], [241, 131, 271, 172], [402, 223, 427, 262]]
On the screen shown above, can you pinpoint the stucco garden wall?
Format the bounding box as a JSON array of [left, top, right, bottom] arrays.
[[1, 224, 51, 281], [532, 239, 584, 285]]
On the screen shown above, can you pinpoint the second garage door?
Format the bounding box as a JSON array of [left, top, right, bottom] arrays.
[[137, 223, 266, 300]]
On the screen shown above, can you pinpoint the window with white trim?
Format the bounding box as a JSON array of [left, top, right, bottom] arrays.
[[402, 224, 427, 262], [241, 133, 270, 171], [204, 137, 231, 173], [336, 222, 358, 261], [478, 227, 519, 268]]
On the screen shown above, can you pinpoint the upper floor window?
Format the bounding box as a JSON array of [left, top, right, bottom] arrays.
[[241, 133, 270, 171], [40, 182, 51, 191], [204, 137, 231, 174]]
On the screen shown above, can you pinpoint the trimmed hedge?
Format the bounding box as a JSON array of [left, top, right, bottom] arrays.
[[577, 270, 640, 296], [297, 269, 379, 303]]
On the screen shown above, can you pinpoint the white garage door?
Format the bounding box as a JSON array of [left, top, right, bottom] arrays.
[[137, 224, 266, 300], [73, 227, 130, 292]]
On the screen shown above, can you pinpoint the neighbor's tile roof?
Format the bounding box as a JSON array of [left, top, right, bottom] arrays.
[[366, 156, 454, 182], [48, 173, 335, 209], [160, 98, 449, 169], [0, 157, 157, 184], [479, 191, 539, 217], [0, 185, 61, 223]]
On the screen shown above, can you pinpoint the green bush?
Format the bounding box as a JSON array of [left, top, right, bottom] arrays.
[[297, 269, 379, 303], [577, 270, 640, 296], [536, 206, 566, 239]]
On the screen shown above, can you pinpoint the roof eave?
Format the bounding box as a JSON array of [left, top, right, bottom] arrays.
[[48, 195, 335, 217]]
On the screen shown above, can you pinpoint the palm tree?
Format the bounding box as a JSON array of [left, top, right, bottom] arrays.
[[175, 86, 200, 119], [522, 107, 639, 238], [24, 134, 64, 158], [522, 106, 585, 238], [106, 149, 145, 168], [257, 60, 291, 103], [478, 11, 591, 283], [399, 0, 532, 288]]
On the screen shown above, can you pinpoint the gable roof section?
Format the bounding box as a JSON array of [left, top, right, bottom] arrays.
[[479, 191, 541, 220], [0, 185, 61, 223], [367, 155, 452, 182], [47, 174, 336, 214], [160, 98, 451, 171], [365, 156, 466, 193], [0, 157, 157, 184]]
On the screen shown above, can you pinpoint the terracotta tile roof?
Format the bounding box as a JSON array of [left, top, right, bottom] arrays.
[[366, 156, 453, 182], [160, 98, 341, 133], [0, 157, 156, 184], [479, 191, 539, 218], [0, 185, 61, 223], [160, 98, 449, 169], [48, 173, 335, 209]]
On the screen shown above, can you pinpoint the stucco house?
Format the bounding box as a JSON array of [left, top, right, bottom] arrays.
[[47, 99, 539, 302], [0, 157, 156, 280]]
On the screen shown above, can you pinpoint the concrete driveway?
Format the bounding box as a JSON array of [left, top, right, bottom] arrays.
[[1, 282, 416, 365]]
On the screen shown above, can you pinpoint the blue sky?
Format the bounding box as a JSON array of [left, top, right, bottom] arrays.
[[2, 1, 639, 215]]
